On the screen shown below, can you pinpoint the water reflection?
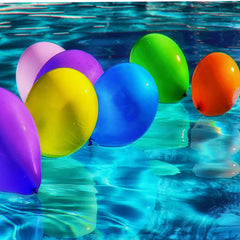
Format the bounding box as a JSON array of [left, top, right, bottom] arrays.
[[38, 156, 97, 239], [74, 145, 158, 239], [190, 116, 240, 158], [193, 160, 240, 179], [149, 160, 180, 177], [136, 112, 240, 238], [190, 116, 240, 179], [133, 103, 190, 151]]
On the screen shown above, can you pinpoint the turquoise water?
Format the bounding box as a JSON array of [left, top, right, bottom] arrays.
[[1, 2, 240, 239]]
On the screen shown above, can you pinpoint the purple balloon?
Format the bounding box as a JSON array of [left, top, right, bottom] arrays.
[[35, 49, 104, 85], [0, 88, 41, 195]]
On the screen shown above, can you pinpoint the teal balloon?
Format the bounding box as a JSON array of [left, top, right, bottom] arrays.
[[91, 63, 159, 147]]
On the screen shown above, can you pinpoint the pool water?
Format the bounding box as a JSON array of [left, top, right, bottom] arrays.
[[1, 2, 240, 240]]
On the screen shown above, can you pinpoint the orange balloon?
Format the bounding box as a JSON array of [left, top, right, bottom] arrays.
[[192, 52, 240, 116]]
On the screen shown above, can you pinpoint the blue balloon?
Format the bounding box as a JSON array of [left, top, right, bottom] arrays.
[[91, 63, 159, 147]]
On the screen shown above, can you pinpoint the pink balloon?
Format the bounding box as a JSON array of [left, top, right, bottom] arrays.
[[16, 42, 65, 102]]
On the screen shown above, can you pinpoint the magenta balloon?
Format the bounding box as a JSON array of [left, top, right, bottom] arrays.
[[35, 49, 104, 85], [16, 42, 65, 102], [0, 88, 41, 195]]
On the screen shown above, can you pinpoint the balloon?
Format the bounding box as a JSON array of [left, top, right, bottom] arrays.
[[16, 42, 65, 102], [91, 63, 158, 147], [130, 33, 189, 103], [191, 52, 240, 116], [0, 87, 41, 195], [35, 49, 103, 85], [25, 68, 98, 157]]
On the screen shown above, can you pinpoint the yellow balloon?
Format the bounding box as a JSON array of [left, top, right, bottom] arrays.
[[25, 68, 98, 157]]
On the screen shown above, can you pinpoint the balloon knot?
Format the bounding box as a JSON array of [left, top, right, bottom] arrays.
[[33, 188, 38, 194], [88, 139, 93, 146], [183, 92, 187, 97]]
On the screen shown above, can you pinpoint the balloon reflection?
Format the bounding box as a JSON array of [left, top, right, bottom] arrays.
[[74, 145, 158, 238], [38, 155, 97, 239], [193, 160, 240, 179], [149, 160, 180, 177], [191, 116, 240, 158], [190, 116, 240, 179], [134, 102, 190, 151]]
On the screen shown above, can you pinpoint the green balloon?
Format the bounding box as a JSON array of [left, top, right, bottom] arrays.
[[130, 33, 189, 103]]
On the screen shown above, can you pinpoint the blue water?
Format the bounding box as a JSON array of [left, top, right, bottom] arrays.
[[1, 2, 240, 240]]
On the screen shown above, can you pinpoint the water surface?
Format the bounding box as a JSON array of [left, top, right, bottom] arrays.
[[1, 2, 240, 240]]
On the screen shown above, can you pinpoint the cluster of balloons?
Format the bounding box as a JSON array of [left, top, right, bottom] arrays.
[[19, 42, 160, 156], [130, 33, 240, 116], [1, 32, 240, 195]]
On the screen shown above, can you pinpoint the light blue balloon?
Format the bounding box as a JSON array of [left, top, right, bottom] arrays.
[[91, 63, 159, 147]]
